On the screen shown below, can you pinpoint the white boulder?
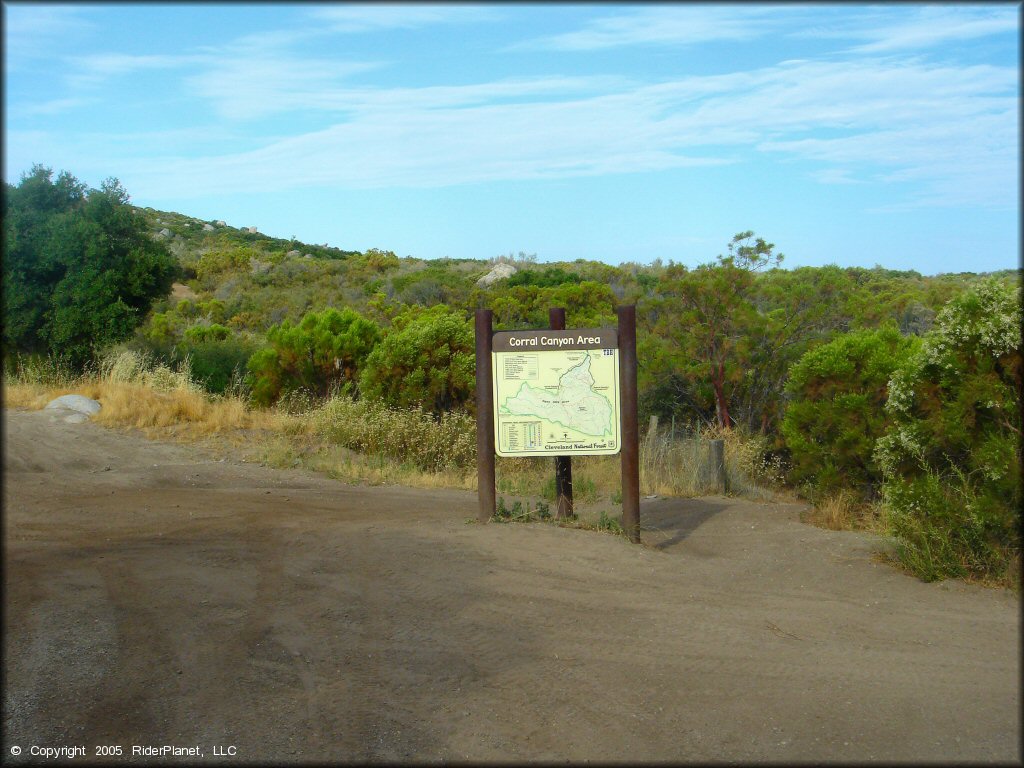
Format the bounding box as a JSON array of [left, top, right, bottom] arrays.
[[43, 395, 102, 424], [476, 262, 517, 287]]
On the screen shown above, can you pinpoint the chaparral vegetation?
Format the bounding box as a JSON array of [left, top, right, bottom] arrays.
[[4, 166, 1020, 585]]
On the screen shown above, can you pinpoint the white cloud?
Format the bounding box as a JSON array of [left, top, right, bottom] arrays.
[[3, 5, 94, 65], [846, 6, 1019, 53], [515, 6, 802, 51], [110, 55, 1014, 212], [9, 5, 1015, 214], [307, 5, 501, 33], [810, 168, 864, 186], [67, 52, 205, 89], [121, 88, 734, 196], [186, 56, 383, 120]]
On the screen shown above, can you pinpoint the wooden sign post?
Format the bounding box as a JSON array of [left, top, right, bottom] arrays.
[[548, 307, 574, 520], [475, 305, 640, 543], [475, 309, 496, 523], [617, 305, 640, 543]]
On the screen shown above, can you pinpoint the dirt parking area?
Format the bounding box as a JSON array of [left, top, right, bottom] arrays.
[[3, 408, 1019, 763]]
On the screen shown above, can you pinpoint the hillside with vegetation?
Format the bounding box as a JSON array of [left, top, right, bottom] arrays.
[[4, 167, 1020, 586]]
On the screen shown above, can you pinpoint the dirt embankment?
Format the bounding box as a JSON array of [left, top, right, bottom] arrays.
[[3, 409, 1019, 763]]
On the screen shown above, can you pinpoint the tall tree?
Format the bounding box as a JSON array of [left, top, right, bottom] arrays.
[[648, 232, 782, 430], [3, 166, 177, 366]]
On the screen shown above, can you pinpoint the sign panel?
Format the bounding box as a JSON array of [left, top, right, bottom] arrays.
[[492, 329, 620, 457]]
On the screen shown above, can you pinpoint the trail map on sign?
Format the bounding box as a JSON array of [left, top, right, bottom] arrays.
[[492, 330, 620, 457]]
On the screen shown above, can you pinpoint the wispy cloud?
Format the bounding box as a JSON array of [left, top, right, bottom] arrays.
[[307, 5, 502, 33], [4, 5, 95, 66], [67, 52, 206, 89], [763, 111, 1017, 209], [517, 4, 1017, 55], [809, 168, 864, 186], [108, 54, 1014, 212], [514, 6, 791, 51], [844, 6, 1019, 53], [9, 5, 1015, 215], [64, 45, 382, 121], [191, 69, 628, 121], [186, 56, 384, 120], [119, 83, 734, 196]]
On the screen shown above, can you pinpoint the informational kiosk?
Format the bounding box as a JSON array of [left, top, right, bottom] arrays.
[[491, 328, 620, 457], [475, 306, 640, 542]]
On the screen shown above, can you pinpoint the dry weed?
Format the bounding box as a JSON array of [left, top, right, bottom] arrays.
[[804, 490, 858, 530], [5, 349, 777, 503], [312, 396, 475, 473], [803, 490, 882, 532]]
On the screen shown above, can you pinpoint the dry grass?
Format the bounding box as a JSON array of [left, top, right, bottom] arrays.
[[802, 490, 860, 531], [639, 424, 781, 501], [4, 349, 778, 502], [801, 490, 884, 532], [300, 443, 474, 490], [6, 375, 287, 440], [4, 350, 468, 488], [493, 428, 779, 510], [495, 454, 620, 503], [641, 435, 720, 497], [311, 396, 475, 473]]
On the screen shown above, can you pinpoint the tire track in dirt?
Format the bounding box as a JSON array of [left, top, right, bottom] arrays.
[[4, 551, 118, 748], [83, 558, 179, 744], [331, 529, 485, 762], [235, 515, 333, 755]]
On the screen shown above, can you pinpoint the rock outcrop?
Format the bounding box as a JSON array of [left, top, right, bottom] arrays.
[[476, 262, 517, 287]]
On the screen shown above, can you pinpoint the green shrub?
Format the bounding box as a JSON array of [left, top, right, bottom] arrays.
[[506, 267, 583, 289], [492, 497, 553, 523], [489, 280, 616, 329], [194, 247, 254, 282], [183, 323, 230, 343], [882, 467, 1008, 581], [781, 325, 920, 497], [389, 265, 472, 307], [597, 510, 623, 534], [358, 305, 475, 414], [247, 307, 380, 406], [875, 278, 1021, 582], [177, 333, 258, 395]]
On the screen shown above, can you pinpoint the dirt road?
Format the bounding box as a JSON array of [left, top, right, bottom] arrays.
[[3, 408, 1019, 763]]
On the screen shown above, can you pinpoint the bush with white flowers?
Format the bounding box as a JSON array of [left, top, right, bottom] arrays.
[[875, 278, 1021, 582]]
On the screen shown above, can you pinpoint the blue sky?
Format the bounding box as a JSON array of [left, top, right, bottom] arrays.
[[4, 3, 1020, 273]]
